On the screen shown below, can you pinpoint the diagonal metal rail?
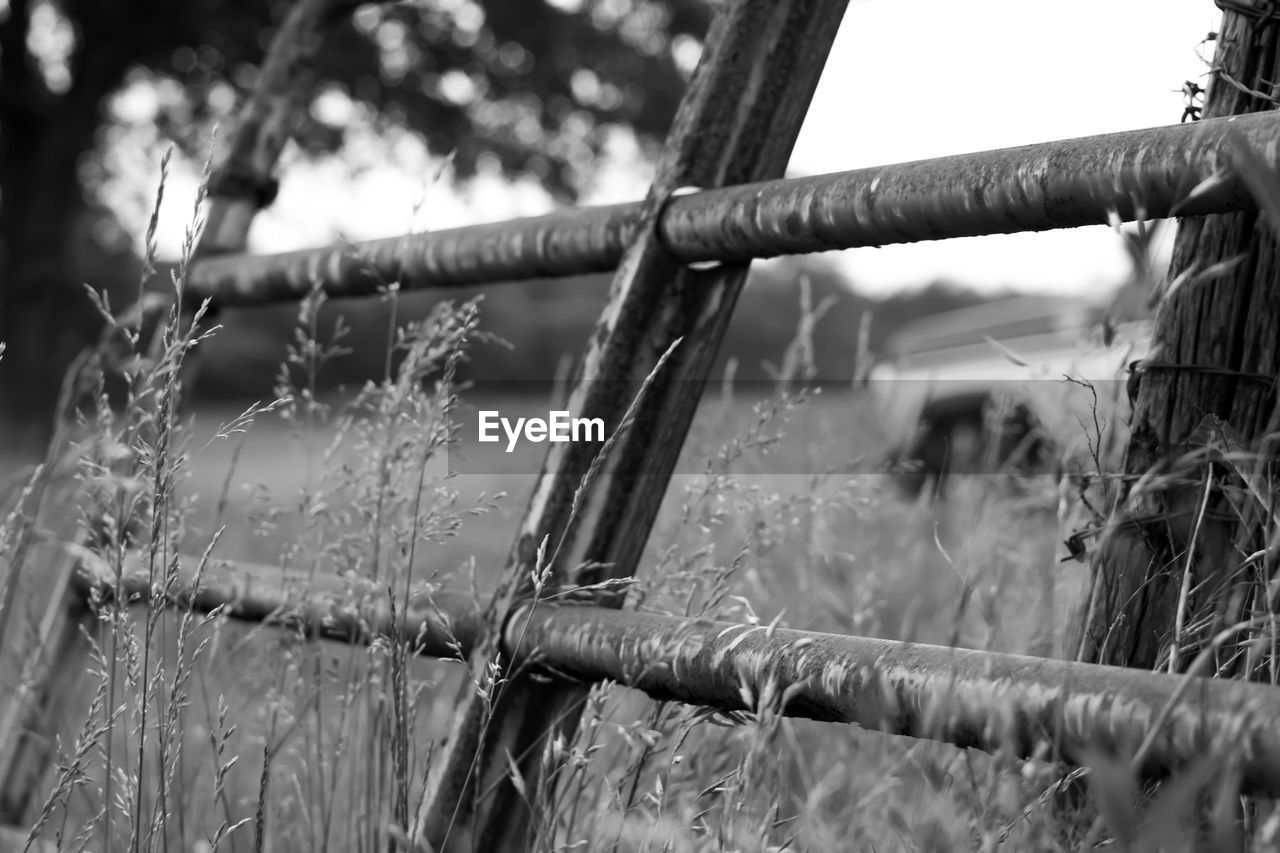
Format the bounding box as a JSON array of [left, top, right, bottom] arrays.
[[77, 552, 1280, 799], [185, 112, 1280, 305], [414, 1, 849, 849]]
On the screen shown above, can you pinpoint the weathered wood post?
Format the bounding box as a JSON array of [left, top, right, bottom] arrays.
[[1071, 2, 1280, 673], [0, 0, 354, 827], [414, 1, 850, 850]]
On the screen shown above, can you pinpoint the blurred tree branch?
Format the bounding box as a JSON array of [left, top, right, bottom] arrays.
[[0, 0, 711, 440]]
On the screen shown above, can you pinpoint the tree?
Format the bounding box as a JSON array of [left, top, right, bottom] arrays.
[[0, 0, 711, 440], [1070, 8, 1280, 679]]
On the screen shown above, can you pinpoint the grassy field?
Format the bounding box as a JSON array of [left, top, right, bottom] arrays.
[[0, 399, 1092, 847], [180, 387, 1070, 654], [0, 290, 1217, 852]]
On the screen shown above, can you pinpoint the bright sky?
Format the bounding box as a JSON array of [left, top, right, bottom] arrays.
[[146, 0, 1220, 299]]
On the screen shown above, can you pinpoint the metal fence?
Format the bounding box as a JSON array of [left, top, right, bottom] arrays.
[[3, 0, 1280, 850]]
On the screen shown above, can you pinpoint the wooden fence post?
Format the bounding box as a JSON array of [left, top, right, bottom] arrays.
[[0, 0, 352, 827], [1070, 2, 1280, 673], [414, 2, 850, 850]]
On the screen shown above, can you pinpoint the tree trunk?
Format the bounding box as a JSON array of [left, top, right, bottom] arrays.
[[0, 0, 133, 449], [1071, 7, 1280, 678]]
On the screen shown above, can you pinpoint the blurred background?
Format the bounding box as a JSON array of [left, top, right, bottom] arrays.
[[0, 0, 1213, 439]]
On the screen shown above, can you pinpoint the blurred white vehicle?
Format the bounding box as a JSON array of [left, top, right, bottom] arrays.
[[867, 294, 1152, 494]]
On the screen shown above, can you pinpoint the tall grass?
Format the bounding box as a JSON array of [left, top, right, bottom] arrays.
[[0, 166, 1267, 853]]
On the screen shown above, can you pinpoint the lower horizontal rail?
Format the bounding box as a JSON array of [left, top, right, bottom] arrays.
[[186, 112, 1280, 305], [76, 553, 1280, 796], [509, 605, 1280, 797], [72, 551, 487, 656]]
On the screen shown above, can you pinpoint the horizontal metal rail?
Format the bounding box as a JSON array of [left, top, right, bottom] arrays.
[[77, 552, 1280, 797], [187, 112, 1280, 305], [73, 552, 487, 656]]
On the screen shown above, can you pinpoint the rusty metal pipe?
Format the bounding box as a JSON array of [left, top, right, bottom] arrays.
[[188, 203, 641, 304], [508, 604, 1280, 797], [187, 113, 1280, 305], [77, 554, 1280, 796], [72, 552, 486, 658]]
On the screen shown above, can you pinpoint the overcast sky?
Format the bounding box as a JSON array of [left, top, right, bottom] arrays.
[[148, 0, 1219, 299]]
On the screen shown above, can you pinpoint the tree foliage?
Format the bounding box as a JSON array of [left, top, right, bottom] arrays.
[[0, 0, 711, 433], [119, 0, 710, 195]]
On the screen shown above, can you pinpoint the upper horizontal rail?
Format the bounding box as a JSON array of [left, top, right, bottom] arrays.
[[76, 552, 1280, 797], [186, 112, 1280, 305]]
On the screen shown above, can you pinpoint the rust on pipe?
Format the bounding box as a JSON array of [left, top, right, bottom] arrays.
[[77, 557, 1280, 798], [71, 552, 485, 659], [661, 112, 1276, 261], [507, 604, 1280, 798], [187, 112, 1280, 305], [191, 203, 640, 303]]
